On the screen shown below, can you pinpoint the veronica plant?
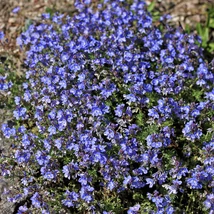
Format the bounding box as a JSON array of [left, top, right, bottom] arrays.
[[1, 0, 213, 213]]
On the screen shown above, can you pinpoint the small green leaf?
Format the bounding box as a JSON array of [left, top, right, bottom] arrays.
[[192, 89, 203, 102], [136, 110, 145, 127], [147, 1, 155, 12], [185, 24, 191, 34], [208, 42, 214, 52], [209, 18, 214, 28], [161, 119, 173, 127], [45, 7, 55, 17], [202, 27, 209, 46], [196, 23, 202, 36]]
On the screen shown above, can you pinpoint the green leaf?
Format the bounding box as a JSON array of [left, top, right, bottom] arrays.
[[196, 23, 202, 36], [192, 89, 203, 102], [208, 42, 214, 52], [185, 24, 191, 34], [209, 18, 214, 28], [45, 7, 55, 17], [147, 1, 155, 12], [136, 110, 145, 127], [136, 124, 158, 143], [196, 24, 209, 47], [202, 27, 209, 46], [161, 119, 173, 127]]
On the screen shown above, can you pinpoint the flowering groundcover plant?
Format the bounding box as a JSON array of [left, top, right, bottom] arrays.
[[1, 0, 214, 213]]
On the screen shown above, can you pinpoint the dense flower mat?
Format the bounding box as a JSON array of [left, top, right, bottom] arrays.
[[1, 0, 214, 213]]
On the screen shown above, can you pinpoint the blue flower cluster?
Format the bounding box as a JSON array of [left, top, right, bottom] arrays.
[[1, 0, 213, 213], [0, 75, 13, 91]]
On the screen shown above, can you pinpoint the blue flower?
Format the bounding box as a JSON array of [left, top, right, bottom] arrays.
[[146, 178, 155, 188], [123, 175, 132, 186], [107, 180, 115, 191], [42, 13, 50, 19], [148, 108, 159, 119], [186, 178, 202, 189], [182, 120, 202, 141], [124, 94, 137, 103], [15, 150, 31, 163], [115, 104, 125, 117], [35, 150, 50, 166], [48, 125, 56, 135], [13, 107, 27, 119], [91, 106, 103, 116], [64, 165, 72, 180], [31, 192, 42, 208], [204, 193, 214, 210], [17, 205, 28, 214], [62, 199, 74, 207], [0, 31, 4, 40], [61, 52, 70, 62], [127, 204, 140, 214], [80, 185, 94, 203], [12, 6, 20, 13], [78, 173, 88, 185], [41, 167, 57, 181], [104, 128, 114, 140], [1, 124, 16, 138]]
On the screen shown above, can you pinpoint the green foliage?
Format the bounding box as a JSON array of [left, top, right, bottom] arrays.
[[147, 1, 161, 22], [192, 89, 204, 102], [147, 1, 155, 13], [0, 57, 24, 109], [136, 124, 159, 144], [194, 4, 214, 59], [45, 7, 57, 17]]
